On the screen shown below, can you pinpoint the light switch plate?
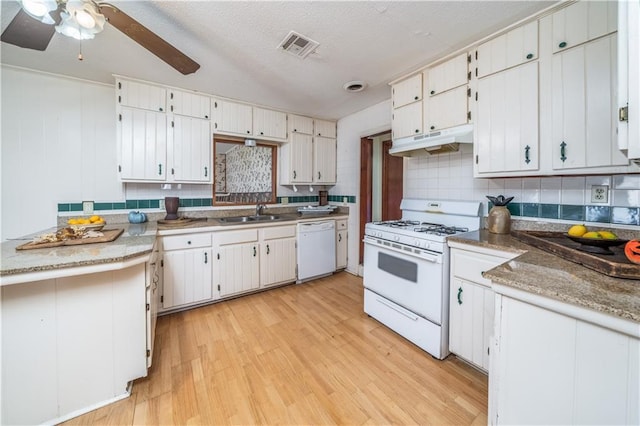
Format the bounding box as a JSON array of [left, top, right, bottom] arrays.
[[82, 201, 94, 215], [590, 185, 609, 204]]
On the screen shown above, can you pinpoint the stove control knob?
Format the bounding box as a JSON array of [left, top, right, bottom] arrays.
[[414, 239, 421, 247], [424, 242, 430, 250], [377, 232, 383, 238], [393, 235, 400, 242]]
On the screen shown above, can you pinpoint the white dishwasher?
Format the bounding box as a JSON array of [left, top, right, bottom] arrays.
[[297, 221, 336, 283]]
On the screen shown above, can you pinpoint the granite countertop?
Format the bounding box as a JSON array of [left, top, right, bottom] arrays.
[[448, 230, 640, 323], [1, 223, 157, 277]]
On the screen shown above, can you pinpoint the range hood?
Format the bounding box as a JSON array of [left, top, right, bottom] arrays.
[[389, 124, 473, 157]]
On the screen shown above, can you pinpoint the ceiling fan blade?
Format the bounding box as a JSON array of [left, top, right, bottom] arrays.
[[1, 8, 62, 51], [98, 3, 200, 75]]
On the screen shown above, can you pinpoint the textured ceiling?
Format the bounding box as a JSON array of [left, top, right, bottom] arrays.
[[0, 0, 557, 120]]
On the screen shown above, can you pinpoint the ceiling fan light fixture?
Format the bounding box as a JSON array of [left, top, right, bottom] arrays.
[[19, 0, 56, 24], [55, 0, 105, 40]]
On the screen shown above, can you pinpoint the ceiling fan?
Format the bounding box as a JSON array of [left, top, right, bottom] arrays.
[[1, 0, 200, 75]]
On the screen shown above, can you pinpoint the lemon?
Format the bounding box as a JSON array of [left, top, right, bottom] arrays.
[[582, 231, 602, 239], [568, 224, 588, 237], [89, 215, 101, 223], [68, 218, 79, 225], [598, 230, 618, 240]]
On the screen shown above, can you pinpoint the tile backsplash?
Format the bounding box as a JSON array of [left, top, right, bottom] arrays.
[[404, 148, 640, 226]]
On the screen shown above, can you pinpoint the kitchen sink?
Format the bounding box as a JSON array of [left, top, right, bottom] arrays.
[[218, 215, 283, 224]]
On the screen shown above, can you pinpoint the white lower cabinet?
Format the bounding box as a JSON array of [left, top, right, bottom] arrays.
[[259, 225, 297, 288], [215, 228, 260, 297], [336, 219, 347, 270], [489, 293, 639, 425], [448, 243, 518, 372], [161, 233, 213, 310]]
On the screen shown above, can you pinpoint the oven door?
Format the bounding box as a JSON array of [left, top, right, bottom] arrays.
[[363, 236, 445, 325]]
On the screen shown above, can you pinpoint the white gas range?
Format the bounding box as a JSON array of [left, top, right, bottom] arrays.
[[363, 199, 482, 359]]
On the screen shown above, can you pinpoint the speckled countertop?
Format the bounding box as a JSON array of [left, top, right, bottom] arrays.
[[448, 230, 640, 323], [1, 223, 157, 277]]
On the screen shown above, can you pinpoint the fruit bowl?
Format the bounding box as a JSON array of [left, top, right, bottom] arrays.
[[70, 222, 106, 232], [565, 234, 628, 255]]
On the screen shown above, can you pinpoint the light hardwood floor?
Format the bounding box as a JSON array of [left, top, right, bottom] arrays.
[[63, 272, 488, 425]]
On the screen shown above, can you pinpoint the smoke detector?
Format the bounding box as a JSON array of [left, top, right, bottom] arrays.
[[343, 80, 367, 92], [278, 31, 319, 59]]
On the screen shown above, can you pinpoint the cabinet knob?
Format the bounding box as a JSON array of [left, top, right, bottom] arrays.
[[188, 241, 191, 245], [414, 129, 420, 133], [559, 41, 567, 49], [414, 95, 419, 100], [246, 130, 250, 134], [294, 128, 297, 132], [205, 115, 209, 119], [430, 90, 435, 95], [526, 53, 533, 60], [430, 125, 435, 130], [260, 131, 264, 135]]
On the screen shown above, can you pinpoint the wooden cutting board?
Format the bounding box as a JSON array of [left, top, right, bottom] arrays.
[[511, 230, 639, 279], [16, 228, 124, 251]]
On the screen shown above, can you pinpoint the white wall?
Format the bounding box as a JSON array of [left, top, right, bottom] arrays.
[[335, 99, 391, 275], [1, 66, 122, 240]]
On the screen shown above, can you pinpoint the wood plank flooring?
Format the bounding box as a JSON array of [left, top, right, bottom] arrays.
[[63, 272, 488, 425]]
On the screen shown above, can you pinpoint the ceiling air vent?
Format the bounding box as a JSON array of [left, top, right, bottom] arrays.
[[278, 31, 319, 59]]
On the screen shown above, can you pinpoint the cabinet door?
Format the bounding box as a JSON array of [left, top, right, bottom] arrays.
[[449, 278, 494, 371], [314, 119, 336, 138], [217, 242, 260, 297], [552, 0, 617, 53], [336, 229, 347, 269], [476, 61, 539, 174], [289, 133, 313, 183], [119, 107, 167, 181], [117, 79, 166, 112], [477, 21, 538, 78], [211, 99, 253, 136], [162, 248, 213, 309], [425, 85, 468, 132], [169, 89, 211, 119], [260, 238, 297, 287], [288, 114, 314, 135], [552, 34, 628, 170], [253, 107, 287, 140], [392, 102, 423, 140], [171, 116, 212, 182], [313, 136, 336, 184], [392, 74, 423, 108], [427, 52, 468, 96]]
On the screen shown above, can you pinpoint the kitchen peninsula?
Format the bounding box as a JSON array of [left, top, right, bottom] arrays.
[[0, 224, 157, 425]]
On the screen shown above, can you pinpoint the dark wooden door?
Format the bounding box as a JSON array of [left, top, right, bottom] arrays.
[[382, 140, 403, 221]]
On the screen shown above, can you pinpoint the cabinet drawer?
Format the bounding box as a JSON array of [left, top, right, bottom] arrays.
[[162, 233, 211, 251], [260, 225, 296, 240], [216, 228, 259, 245], [336, 219, 347, 230], [451, 249, 510, 286]]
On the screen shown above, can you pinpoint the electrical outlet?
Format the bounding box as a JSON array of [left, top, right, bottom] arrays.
[[159, 199, 165, 210], [342, 197, 348, 205], [82, 201, 94, 215], [281, 197, 288, 205], [590, 185, 609, 204]]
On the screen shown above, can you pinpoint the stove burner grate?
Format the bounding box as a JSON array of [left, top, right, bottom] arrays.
[[414, 225, 470, 236]]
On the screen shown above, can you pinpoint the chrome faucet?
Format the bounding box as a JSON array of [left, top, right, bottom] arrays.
[[256, 203, 266, 216]]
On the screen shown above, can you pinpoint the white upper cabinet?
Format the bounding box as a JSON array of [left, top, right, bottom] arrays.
[[170, 116, 212, 182], [552, 34, 628, 170], [211, 98, 253, 136], [392, 73, 423, 108], [288, 114, 314, 135], [116, 79, 166, 112], [314, 119, 337, 138], [392, 101, 423, 140], [313, 136, 337, 184], [476, 61, 539, 174], [253, 107, 287, 141], [552, 0, 617, 53], [618, 0, 640, 160], [280, 132, 313, 184], [425, 85, 469, 132], [427, 52, 468, 95], [168, 89, 211, 119], [118, 107, 167, 181], [477, 20, 538, 78]]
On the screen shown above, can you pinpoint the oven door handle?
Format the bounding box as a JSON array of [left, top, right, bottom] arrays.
[[363, 237, 440, 263], [376, 297, 419, 321]]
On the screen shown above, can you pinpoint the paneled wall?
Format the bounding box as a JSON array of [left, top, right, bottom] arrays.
[[1, 67, 122, 240]]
